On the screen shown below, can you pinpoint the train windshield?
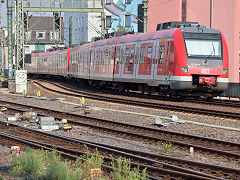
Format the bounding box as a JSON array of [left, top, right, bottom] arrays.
[[183, 33, 222, 59]]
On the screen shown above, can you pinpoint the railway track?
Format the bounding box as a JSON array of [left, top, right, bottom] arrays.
[[0, 121, 239, 179], [31, 80, 240, 120], [0, 100, 239, 160], [0, 122, 222, 180]]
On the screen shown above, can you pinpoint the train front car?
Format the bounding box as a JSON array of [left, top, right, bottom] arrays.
[[171, 26, 229, 97]]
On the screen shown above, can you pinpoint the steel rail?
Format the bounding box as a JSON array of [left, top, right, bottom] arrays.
[[1, 120, 238, 179], [0, 100, 239, 160], [0, 124, 218, 180], [32, 80, 240, 120]]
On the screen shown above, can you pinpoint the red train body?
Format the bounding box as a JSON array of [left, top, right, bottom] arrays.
[[26, 26, 229, 97]]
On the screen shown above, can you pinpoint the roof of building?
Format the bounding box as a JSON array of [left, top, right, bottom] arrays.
[[26, 16, 64, 44]]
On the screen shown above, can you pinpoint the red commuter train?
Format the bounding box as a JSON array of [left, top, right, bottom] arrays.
[[26, 23, 229, 97]]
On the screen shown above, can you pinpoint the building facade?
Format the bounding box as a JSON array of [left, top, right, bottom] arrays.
[[106, 0, 144, 33], [25, 16, 64, 54], [147, 0, 240, 83]]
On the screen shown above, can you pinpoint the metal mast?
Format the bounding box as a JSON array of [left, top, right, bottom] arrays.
[[143, 0, 148, 33], [0, 1, 4, 77], [7, 0, 13, 79], [15, 0, 24, 70]]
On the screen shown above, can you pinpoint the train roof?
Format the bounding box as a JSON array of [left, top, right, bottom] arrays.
[[180, 27, 221, 34]]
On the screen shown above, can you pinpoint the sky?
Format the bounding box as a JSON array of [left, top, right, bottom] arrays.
[[1, 1, 54, 27], [1, 2, 7, 27]]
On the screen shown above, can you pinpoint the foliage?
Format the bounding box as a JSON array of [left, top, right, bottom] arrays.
[[75, 146, 104, 179], [10, 146, 105, 180], [111, 156, 147, 180], [11, 147, 45, 177], [157, 141, 175, 153], [112, 25, 131, 32]]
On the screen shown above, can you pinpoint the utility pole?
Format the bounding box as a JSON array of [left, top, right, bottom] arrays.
[[0, 1, 4, 80], [53, 12, 61, 46], [7, 0, 13, 79], [182, 0, 187, 22], [15, 0, 25, 70], [143, 0, 148, 33], [210, 0, 213, 28]]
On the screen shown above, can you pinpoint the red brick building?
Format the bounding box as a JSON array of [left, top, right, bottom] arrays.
[[147, 0, 240, 82]]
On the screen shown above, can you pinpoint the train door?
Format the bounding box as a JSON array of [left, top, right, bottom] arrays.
[[90, 49, 94, 76], [123, 44, 135, 76], [95, 49, 101, 76], [152, 41, 159, 79], [119, 45, 125, 78], [110, 46, 115, 77], [156, 41, 169, 83], [113, 46, 121, 76], [102, 48, 109, 76], [134, 44, 140, 79], [138, 43, 153, 76]]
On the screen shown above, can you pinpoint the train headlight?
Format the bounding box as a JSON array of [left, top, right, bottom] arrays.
[[222, 69, 228, 75], [181, 67, 189, 74]]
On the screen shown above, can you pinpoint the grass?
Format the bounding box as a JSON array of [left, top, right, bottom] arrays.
[[111, 156, 147, 180], [10, 146, 105, 179], [11, 146, 148, 180], [157, 141, 175, 154]]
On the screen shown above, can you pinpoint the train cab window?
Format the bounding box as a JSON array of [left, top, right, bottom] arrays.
[[130, 48, 134, 64], [146, 46, 152, 64], [116, 49, 120, 64], [125, 48, 130, 64], [159, 46, 165, 64], [140, 47, 145, 64]]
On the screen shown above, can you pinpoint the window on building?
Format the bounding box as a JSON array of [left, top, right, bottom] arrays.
[[125, 15, 131, 27], [106, 0, 112, 4], [106, 16, 112, 28], [125, 0, 132, 4], [49, 31, 54, 40], [25, 31, 31, 41], [36, 31, 46, 39], [24, 46, 30, 53]]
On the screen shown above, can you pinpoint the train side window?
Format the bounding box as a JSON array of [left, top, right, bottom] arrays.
[[167, 42, 170, 55], [125, 48, 129, 64], [111, 48, 114, 64], [116, 49, 120, 64], [140, 47, 145, 64], [85, 50, 88, 63], [135, 46, 139, 64], [80, 52, 83, 65], [96, 51, 99, 65], [120, 47, 124, 64], [130, 48, 134, 64], [159, 46, 165, 64], [147, 46, 152, 64], [153, 45, 157, 64], [99, 49, 103, 64]]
